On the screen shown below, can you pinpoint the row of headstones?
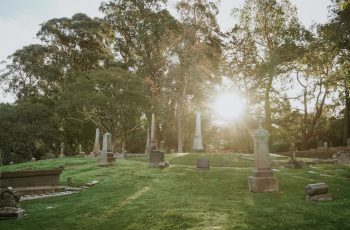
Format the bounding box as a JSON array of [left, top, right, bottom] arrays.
[[145, 112, 204, 155], [91, 114, 168, 168]]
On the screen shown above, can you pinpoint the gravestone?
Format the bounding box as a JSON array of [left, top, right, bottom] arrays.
[[78, 144, 85, 157], [98, 132, 115, 166], [93, 128, 101, 156], [196, 159, 209, 169], [0, 187, 25, 219], [193, 112, 204, 151], [150, 113, 157, 150], [149, 151, 165, 168], [248, 117, 278, 192], [31, 157, 36, 162], [59, 142, 65, 158], [148, 113, 167, 168], [0, 169, 64, 195], [305, 183, 333, 202], [145, 127, 151, 155], [284, 143, 303, 169]]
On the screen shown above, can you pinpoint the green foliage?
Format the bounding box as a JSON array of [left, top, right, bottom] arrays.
[[59, 67, 149, 151], [0, 102, 59, 163]]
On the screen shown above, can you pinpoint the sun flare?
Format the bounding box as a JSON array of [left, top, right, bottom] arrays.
[[213, 93, 245, 122]]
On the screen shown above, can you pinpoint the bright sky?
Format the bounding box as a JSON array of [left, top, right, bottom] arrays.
[[0, 0, 331, 103]]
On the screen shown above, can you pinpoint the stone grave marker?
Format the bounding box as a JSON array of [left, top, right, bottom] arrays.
[[0, 187, 25, 219], [145, 127, 151, 155], [148, 113, 167, 168], [193, 112, 204, 151], [284, 143, 303, 169], [93, 128, 101, 156], [196, 159, 209, 169], [79, 144, 85, 157], [305, 183, 333, 202], [248, 117, 278, 192], [59, 142, 65, 158], [98, 132, 115, 166]]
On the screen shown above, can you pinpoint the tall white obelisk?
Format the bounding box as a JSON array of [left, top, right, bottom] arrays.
[[193, 112, 204, 151]]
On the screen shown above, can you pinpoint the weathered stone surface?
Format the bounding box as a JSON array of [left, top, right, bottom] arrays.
[[306, 193, 333, 202], [0, 188, 25, 219], [196, 159, 209, 169], [150, 113, 157, 150], [248, 176, 278, 193], [145, 127, 151, 155], [92, 128, 101, 156], [59, 142, 65, 158], [248, 117, 278, 192], [193, 112, 204, 151], [98, 132, 115, 166], [149, 150, 164, 168], [305, 183, 328, 196], [0, 169, 63, 195]]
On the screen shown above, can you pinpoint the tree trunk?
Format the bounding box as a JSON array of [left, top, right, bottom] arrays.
[[264, 76, 273, 131], [177, 84, 187, 153], [343, 79, 350, 146], [301, 89, 328, 150], [177, 111, 184, 153]]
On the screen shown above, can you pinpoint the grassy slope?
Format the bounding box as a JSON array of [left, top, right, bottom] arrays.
[[1, 153, 350, 230]]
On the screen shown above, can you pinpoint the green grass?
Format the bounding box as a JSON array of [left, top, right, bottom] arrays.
[[1, 153, 350, 229]]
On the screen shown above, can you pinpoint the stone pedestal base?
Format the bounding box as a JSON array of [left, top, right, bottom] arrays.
[[0, 207, 25, 219], [248, 176, 278, 192], [98, 153, 115, 166], [149, 150, 164, 168]]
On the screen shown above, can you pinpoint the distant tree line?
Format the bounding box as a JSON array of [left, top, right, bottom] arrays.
[[0, 0, 349, 163]]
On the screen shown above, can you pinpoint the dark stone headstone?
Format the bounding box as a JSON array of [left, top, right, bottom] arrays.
[[305, 183, 333, 202], [0, 187, 25, 219], [196, 159, 209, 169], [149, 150, 165, 168]]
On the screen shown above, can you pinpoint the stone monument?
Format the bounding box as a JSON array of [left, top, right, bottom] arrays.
[[59, 142, 65, 158], [148, 113, 167, 168], [93, 128, 101, 156], [193, 112, 204, 151], [196, 159, 209, 169], [98, 132, 115, 166], [79, 144, 85, 157], [284, 143, 302, 169], [0, 187, 25, 219], [145, 127, 151, 155], [248, 117, 278, 192], [150, 113, 157, 150], [305, 183, 333, 202]]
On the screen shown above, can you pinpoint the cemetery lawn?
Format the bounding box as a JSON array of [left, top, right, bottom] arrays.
[[1, 153, 350, 230]]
